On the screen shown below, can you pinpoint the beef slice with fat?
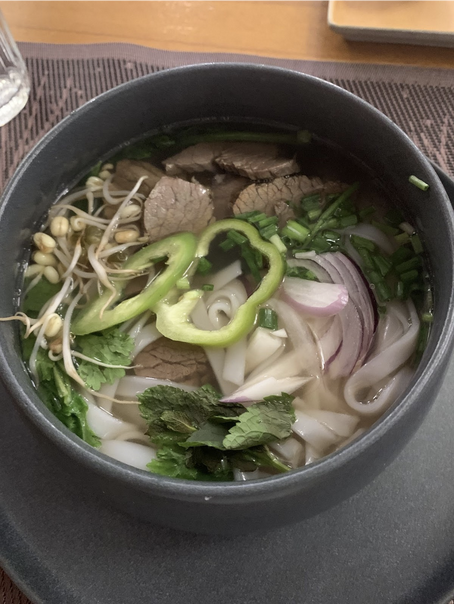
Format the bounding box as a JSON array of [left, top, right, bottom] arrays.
[[214, 142, 300, 180], [233, 175, 347, 217], [144, 176, 214, 241], [111, 159, 164, 196], [135, 337, 216, 387]]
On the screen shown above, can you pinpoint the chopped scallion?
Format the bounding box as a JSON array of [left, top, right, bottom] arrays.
[[401, 269, 419, 283], [281, 220, 310, 243], [306, 182, 360, 243], [248, 212, 268, 224], [257, 308, 278, 330], [375, 281, 393, 302], [197, 257, 212, 275], [351, 235, 376, 252], [201, 284, 214, 291], [270, 234, 287, 254], [357, 248, 375, 269], [227, 230, 248, 245], [395, 232, 410, 245], [301, 194, 321, 212], [395, 256, 421, 274], [411, 234, 423, 254], [257, 216, 278, 228], [323, 230, 341, 243], [307, 208, 322, 221], [371, 221, 399, 237], [409, 175, 429, 191], [219, 238, 236, 252], [260, 224, 278, 240], [286, 265, 318, 281], [241, 244, 262, 283], [390, 246, 413, 265], [339, 214, 358, 228], [373, 255, 393, 277]]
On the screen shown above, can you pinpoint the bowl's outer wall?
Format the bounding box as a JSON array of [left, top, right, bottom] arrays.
[[1, 65, 454, 534]]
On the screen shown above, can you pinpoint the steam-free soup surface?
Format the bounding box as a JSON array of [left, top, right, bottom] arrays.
[[15, 125, 431, 481]]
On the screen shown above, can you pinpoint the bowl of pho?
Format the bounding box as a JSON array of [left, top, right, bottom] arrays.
[[0, 64, 453, 535]]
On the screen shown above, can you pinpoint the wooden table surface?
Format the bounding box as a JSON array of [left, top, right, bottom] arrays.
[[0, 1, 453, 603], [1, 0, 454, 68]]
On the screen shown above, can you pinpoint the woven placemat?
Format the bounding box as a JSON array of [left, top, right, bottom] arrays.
[[0, 42, 453, 604]]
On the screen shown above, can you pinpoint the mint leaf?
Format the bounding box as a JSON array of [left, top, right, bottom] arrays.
[[181, 421, 230, 449], [75, 327, 134, 390], [139, 384, 295, 481], [22, 278, 60, 315], [138, 384, 243, 446], [231, 446, 291, 474], [147, 445, 231, 481], [223, 394, 296, 450]]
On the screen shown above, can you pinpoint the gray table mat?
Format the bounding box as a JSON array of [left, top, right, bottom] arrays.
[[0, 42, 453, 604]]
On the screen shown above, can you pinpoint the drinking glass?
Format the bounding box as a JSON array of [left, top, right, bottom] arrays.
[[0, 9, 29, 127]]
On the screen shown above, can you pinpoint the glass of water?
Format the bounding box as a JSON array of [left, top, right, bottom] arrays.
[[0, 9, 29, 127]]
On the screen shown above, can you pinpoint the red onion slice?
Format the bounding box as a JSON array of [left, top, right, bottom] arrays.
[[282, 277, 348, 317], [324, 252, 374, 365], [311, 255, 361, 376]]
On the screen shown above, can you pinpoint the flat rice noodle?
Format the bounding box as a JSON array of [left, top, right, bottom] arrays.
[[270, 437, 304, 468], [344, 300, 420, 415], [292, 411, 341, 452], [271, 299, 321, 376], [99, 440, 156, 471], [302, 409, 359, 438]]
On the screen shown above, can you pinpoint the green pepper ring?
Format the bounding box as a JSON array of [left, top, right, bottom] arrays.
[[154, 219, 285, 347], [71, 232, 198, 335]]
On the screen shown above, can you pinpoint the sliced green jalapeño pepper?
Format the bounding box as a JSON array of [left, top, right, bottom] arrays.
[[71, 232, 197, 335], [154, 219, 285, 347]]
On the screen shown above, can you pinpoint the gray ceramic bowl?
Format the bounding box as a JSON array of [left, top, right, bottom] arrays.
[[1, 64, 453, 535]]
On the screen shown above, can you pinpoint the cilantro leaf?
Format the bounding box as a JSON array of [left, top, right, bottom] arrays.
[[75, 327, 134, 391], [23, 341, 100, 447], [22, 338, 55, 382], [22, 277, 60, 316], [39, 361, 100, 447], [138, 384, 244, 446], [223, 394, 296, 450]]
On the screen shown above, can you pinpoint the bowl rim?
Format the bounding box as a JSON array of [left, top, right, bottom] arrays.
[[1, 61, 454, 500]]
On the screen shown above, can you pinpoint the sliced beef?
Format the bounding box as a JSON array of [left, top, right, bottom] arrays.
[[163, 141, 299, 180], [215, 142, 300, 180], [111, 159, 164, 196], [163, 142, 225, 175], [134, 337, 216, 386], [144, 176, 214, 242], [233, 175, 347, 217], [211, 173, 249, 220]]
